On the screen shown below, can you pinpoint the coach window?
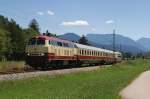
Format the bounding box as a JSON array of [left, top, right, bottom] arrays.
[[82, 50, 84, 55], [57, 42, 63, 46], [104, 53, 106, 56], [101, 52, 103, 56], [50, 41, 57, 46], [81, 50, 83, 55], [70, 51, 72, 55], [64, 43, 69, 47], [91, 51, 93, 56], [103, 52, 105, 56], [49, 40, 53, 45], [87, 50, 89, 56], [106, 53, 108, 56], [89, 51, 91, 56], [86, 50, 88, 56], [97, 52, 99, 56], [64, 50, 66, 55], [85, 50, 87, 55]]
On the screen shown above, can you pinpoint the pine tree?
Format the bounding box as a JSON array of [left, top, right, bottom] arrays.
[[29, 19, 40, 33], [78, 35, 89, 45]]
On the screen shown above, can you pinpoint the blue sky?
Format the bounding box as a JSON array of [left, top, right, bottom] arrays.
[[0, 0, 150, 40]]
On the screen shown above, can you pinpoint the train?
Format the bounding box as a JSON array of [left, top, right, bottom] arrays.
[[25, 35, 122, 69]]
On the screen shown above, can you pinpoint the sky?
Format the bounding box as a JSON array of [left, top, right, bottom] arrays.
[[0, 0, 150, 40]]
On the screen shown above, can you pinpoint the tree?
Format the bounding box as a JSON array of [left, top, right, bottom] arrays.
[[0, 15, 41, 60], [8, 19, 25, 60], [29, 19, 40, 33], [122, 52, 132, 59], [78, 35, 89, 45], [0, 15, 9, 30], [23, 28, 39, 44], [0, 29, 11, 61]]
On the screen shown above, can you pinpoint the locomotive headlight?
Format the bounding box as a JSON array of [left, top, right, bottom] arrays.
[[27, 53, 30, 56], [41, 53, 45, 56]]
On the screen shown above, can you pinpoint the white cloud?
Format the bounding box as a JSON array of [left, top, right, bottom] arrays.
[[105, 20, 115, 24], [37, 11, 44, 15], [60, 20, 90, 26], [47, 10, 55, 16], [91, 28, 96, 31]]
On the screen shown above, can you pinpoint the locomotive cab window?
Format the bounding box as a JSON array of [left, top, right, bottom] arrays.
[[28, 38, 36, 45], [37, 39, 45, 45], [28, 38, 45, 45]]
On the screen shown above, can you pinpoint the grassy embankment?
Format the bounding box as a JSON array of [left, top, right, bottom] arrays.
[[0, 59, 150, 99], [0, 61, 26, 72]]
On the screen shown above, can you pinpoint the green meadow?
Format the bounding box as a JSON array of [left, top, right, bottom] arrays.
[[0, 59, 150, 99]]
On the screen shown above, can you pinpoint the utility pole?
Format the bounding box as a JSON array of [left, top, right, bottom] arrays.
[[113, 29, 116, 62]]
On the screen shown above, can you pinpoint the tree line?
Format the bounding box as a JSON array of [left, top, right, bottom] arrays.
[[0, 14, 142, 61], [0, 15, 40, 61]]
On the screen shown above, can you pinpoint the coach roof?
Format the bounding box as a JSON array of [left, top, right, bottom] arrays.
[[75, 43, 113, 53]]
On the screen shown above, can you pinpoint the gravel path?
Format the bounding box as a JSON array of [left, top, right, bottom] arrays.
[[0, 66, 100, 81], [120, 71, 150, 99]]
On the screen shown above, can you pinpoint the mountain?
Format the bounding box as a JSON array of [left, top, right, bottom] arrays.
[[59, 33, 80, 42], [86, 34, 143, 54], [137, 37, 150, 51], [59, 33, 144, 54]]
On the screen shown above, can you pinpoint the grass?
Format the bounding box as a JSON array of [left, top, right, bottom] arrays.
[[0, 61, 26, 72], [0, 59, 150, 99]]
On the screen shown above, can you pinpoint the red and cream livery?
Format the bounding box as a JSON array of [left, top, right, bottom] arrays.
[[25, 35, 122, 69]]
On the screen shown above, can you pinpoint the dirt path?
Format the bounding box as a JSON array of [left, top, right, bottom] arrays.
[[120, 71, 150, 99], [0, 66, 100, 81]]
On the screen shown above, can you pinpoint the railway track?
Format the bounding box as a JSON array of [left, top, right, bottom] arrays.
[[0, 66, 101, 81]]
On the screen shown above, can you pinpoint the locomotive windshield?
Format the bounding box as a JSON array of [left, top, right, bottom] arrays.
[[28, 38, 45, 45]]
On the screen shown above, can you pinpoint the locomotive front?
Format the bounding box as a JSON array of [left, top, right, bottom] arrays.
[[25, 36, 51, 68]]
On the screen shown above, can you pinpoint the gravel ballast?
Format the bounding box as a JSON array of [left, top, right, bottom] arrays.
[[0, 66, 100, 81]]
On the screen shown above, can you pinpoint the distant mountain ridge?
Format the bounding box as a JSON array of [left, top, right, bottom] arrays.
[[59, 33, 150, 54], [59, 33, 80, 42], [137, 37, 150, 51]]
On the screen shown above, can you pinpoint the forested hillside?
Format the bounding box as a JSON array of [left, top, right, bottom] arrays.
[[0, 15, 40, 61]]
